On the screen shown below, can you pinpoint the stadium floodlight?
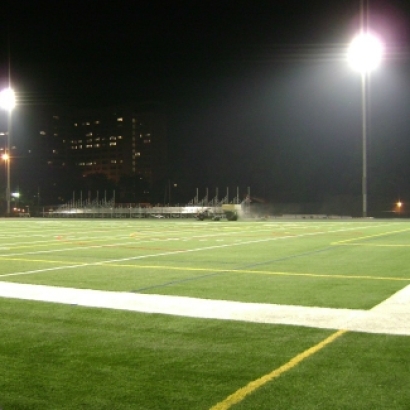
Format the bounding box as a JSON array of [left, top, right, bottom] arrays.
[[347, 32, 383, 217], [0, 88, 16, 112], [0, 87, 16, 216], [348, 32, 383, 73]]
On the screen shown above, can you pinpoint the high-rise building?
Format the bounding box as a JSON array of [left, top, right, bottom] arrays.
[[37, 103, 167, 202]]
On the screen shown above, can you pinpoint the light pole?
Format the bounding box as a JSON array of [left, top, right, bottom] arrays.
[[347, 31, 383, 217], [0, 87, 16, 216]]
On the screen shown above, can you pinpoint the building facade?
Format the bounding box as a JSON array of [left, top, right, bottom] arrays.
[[37, 104, 167, 203]]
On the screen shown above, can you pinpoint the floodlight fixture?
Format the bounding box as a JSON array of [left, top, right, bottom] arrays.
[[348, 32, 383, 73], [0, 87, 16, 112]]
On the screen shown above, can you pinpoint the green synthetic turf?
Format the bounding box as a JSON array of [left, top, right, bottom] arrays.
[[0, 218, 409, 409]]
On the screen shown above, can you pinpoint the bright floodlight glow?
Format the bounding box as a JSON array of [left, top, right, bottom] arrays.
[[2, 153, 9, 161], [348, 32, 383, 73], [0, 88, 16, 112]]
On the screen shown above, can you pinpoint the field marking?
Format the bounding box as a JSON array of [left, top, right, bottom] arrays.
[[0, 224, 382, 279], [0, 230, 335, 278], [0, 256, 82, 265], [332, 227, 410, 245], [335, 243, 410, 247], [105, 263, 410, 282], [1, 255, 407, 282], [0, 227, 278, 254], [209, 329, 347, 410]]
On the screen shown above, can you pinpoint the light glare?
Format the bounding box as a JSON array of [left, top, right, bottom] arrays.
[[0, 88, 16, 112], [348, 32, 383, 73]]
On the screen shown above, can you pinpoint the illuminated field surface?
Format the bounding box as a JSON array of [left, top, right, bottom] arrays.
[[0, 218, 409, 409]]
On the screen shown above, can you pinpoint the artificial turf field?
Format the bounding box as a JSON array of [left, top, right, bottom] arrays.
[[0, 218, 409, 409]]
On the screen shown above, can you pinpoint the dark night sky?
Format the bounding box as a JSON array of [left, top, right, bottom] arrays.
[[1, 0, 410, 206]]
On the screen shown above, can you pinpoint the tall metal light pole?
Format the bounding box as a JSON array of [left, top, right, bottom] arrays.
[[0, 87, 16, 216], [347, 31, 383, 217]]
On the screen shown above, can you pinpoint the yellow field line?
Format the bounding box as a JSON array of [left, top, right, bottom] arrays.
[[0, 257, 81, 265], [332, 228, 410, 245], [335, 243, 410, 247], [105, 264, 409, 282], [0, 259, 408, 282], [209, 329, 347, 410], [3, 236, 121, 250]]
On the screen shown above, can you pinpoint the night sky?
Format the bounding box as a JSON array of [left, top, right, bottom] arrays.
[[1, 0, 410, 209]]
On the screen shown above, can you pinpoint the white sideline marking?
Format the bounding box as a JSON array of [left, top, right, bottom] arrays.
[[0, 282, 409, 336]]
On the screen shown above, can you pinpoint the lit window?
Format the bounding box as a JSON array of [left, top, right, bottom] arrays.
[[74, 123, 78, 127], [117, 117, 123, 122], [86, 132, 92, 137], [54, 133, 58, 136], [118, 135, 123, 139], [111, 160, 116, 164], [86, 144, 92, 148], [52, 150, 58, 154], [40, 131, 46, 135], [143, 139, 151, 144], [109, 142, 116, 146], [109, 136, 117, 140], [95, 120, 100, 124], [94, 144, 100, 148]]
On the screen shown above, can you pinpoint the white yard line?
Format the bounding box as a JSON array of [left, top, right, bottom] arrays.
[[0, 224, 376, 277], [0, 281, 408, 336]]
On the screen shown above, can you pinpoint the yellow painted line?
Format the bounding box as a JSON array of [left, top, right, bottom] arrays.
[[104, 264, 410, 282], [0, 257, 81, 265], [0, 257, 407, 282], [4, 236, 122, 250], [332, 228, 410, 245], [335, 243, 410, 247], [209, 329, 347, 410]]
